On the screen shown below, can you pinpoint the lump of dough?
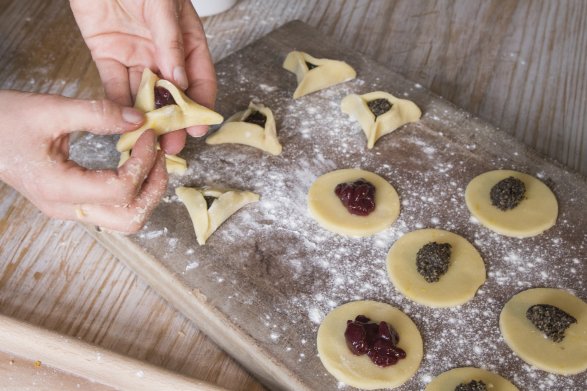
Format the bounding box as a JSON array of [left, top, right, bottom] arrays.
[[317, 300, 423, 390], [425, 367, 519, 391], [282, 51, 356, 99], [387, 229, 486, 308], [116, 68, 223, 152], [499, 287, 587, 375], [465, 170, 558, 238], [206, 101, 282, 155], [175, 187, 259, 245], [307, 169, 400, 237], [341, 91, 421, 149]]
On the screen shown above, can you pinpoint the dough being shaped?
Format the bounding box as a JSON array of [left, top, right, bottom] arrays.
[[465, 170, 558, 238], [387, 229, 486, 308], [425, 367, 519, 391], [205, 101, 282, 155], [317, 300, 423, 390], [118, 147, 187, 175], [175, 187, 259, 245], [307, 169, 399, 237], [341, 91, 422, 149], [282, 51, 356, 99], [116, 68, 223, 152], [499, 288, 587, 375]]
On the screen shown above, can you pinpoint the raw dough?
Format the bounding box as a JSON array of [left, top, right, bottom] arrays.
[[317, 300, 423, 390], [206, 101, 282, 155], [499, 288, 587, 375], [307, 169, 400, 237], [387, 229, 486, 308], [116, 68, 223, 152], [425, 367, 519, 391], [465, 170, 558, 238], [175, 187, 259, 245], [341, 91, 421, 149], [118, 147, 188, 175], [282, 51, 356, 99]]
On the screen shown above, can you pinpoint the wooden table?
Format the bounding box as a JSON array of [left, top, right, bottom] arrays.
[[0, 1, 585, 389]]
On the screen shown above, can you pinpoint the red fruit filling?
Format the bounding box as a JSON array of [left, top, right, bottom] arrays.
[[334, 179, 376, 216], [154, 86, 177, 109], [344, 315, 406, 367]]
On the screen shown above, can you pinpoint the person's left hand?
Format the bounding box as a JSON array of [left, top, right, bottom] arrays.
[[70, 0, 217, 154]]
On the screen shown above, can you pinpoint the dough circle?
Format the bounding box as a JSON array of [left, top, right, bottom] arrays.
[[317, 300, 423, 390], [424, 367, 519, 391], [387, 229, 486, 308], [465, 170, 558, 238], [307, 169, 400, 237], [499, 288, 587, 375]]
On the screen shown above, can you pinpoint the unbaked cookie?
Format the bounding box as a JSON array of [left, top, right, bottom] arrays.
[[500, 288, 587, 375], [206, 101, 282, 155], [175, 187, 259, 245], [307, 169, 400, 237], [387, 229, 486, 308], [116, 68, 223, 152], [317, 300, 423, 390], [341, 91, 421, 149], [425, 367, 519, 391], [118, 148, 188, 175], [283, 51, 356, 99], [465, 170, 558, 238]]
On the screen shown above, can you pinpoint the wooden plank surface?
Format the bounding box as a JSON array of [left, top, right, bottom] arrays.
[[72, 20, 587, 391], [0, 1, 586, 390]]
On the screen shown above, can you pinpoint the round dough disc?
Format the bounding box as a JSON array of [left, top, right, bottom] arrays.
[[317, 300, 423, 390], [387, 229, 486, 308], [499, 288, 587, 374], [465, 170, 558, 238], [308, 169, 400, 237], [425, 367, 519, 391]]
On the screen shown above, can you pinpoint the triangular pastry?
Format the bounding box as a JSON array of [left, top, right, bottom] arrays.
[[175, 187, 259, 245], [116, 68, 223, 152], [283, 51, 356, 99], [341, 91, 421, 149], [205, 101, 282, 155]]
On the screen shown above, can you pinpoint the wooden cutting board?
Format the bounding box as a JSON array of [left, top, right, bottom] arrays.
[[71, 21, 587, 390]]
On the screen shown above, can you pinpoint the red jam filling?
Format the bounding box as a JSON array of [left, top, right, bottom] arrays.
[[334, 179, 376, 216], [154, 86, 176, 109]]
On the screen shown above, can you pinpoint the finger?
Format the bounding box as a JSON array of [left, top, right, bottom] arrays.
[[159, 129, 187, 155], [39, 130, 158, 205], [129, 65, 148, 103], [93, 58, 133, 107], [145, 1, 188, 90]]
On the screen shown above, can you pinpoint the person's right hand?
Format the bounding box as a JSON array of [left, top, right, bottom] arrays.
[[0, 90, 168, 233]]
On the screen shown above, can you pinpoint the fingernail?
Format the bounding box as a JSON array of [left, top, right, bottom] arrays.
[[122, 107, 145, 124], [173, 66, 189, 90]]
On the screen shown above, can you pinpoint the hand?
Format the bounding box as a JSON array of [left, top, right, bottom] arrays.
[[0, 90, 168, 233], [69, 0, 217, 154]]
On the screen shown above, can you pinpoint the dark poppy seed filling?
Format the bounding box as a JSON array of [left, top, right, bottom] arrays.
[[204, 196, 216, 209], [416, 242, 452, 283], [243, 111, 267, 128], [526, 304, 577, 342], [367, 98, 393, 118], [344, 315, 406, 367], [454, 380, 487, 391], [305, 61, 318, 70], [489, 176, 526, 211], [154, 86, 176, 109], [334, 179, 376, 216]]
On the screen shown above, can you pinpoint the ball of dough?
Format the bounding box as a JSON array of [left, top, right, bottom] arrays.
[[500, 288, 587, 375], [317, 301, 423, 389], [307, 169, 400, 237], [387, 229, 486, 308], [465, 170, 558, 238], [425, 367, 519, 391]]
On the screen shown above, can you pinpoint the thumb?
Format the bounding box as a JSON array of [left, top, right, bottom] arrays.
[[145, 1, 188, 90], [48, 96, 145, 136]]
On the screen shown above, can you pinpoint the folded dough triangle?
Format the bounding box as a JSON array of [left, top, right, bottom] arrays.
[[205, 101, 282, 155], [283, 51, 356, 99], [116, 68, 223, 152], [341, 91, 422, 149], [175, 187, 259, 245]]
